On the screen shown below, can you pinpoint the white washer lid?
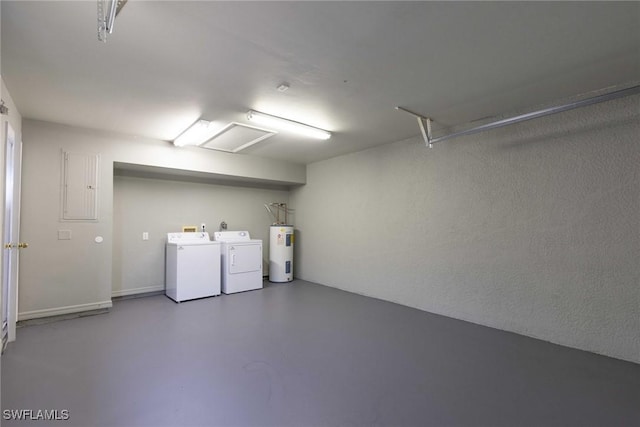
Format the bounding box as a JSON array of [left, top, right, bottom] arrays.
[[213, 231, 251, 242], [167, 232, 212, 244]]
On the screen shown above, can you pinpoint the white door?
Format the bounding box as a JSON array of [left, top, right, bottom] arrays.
[[229, 244, 262, 274], [2, 122, 22, 350]]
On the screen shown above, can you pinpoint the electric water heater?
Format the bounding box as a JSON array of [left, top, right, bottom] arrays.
[[269, 225, 294, 282]]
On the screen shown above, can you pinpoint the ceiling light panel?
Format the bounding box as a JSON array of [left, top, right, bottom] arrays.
[[199, 122, 276, 153]]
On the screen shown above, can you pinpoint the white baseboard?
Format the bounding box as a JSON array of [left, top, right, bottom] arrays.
[[111, 285, 165, 298], [18, 300, 113, 321]]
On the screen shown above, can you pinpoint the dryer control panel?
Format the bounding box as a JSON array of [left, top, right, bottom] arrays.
[[213, 231, 251, 242]]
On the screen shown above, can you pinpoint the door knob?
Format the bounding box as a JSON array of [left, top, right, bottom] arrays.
[[4, 243, 14, 249], [17, 242, 29, 249]]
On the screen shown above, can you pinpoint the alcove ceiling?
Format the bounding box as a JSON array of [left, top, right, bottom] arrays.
[[2, 1, 639, 164]]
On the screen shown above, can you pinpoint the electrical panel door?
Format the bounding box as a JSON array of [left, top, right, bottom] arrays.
[[62, 151, 99, 220]]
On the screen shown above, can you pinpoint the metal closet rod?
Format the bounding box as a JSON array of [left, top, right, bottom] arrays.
[[396, 84, 640, 147]]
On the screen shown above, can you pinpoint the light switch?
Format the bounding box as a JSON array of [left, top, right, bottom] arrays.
[[58, 230, 72, 240], [142, 232, 149, 241]]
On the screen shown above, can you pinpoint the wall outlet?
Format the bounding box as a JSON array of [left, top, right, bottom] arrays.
[[58, 230, 72, 240], [142, 232, 149, 241]]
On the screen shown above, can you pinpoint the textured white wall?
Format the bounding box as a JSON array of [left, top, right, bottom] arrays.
[[290, 95, 640, 363], [19, 120, 303, 318], [113, 175, 288, 296]]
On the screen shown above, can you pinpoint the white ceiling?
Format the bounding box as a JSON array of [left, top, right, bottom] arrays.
[[2, 1, 639, 164]]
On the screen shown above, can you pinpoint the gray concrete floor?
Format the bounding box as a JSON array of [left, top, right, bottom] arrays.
[[2, 280, 639, 427]]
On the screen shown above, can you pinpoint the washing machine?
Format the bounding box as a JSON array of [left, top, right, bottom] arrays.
[[213, 231, 263, 294], [165, 232, 221, 302]]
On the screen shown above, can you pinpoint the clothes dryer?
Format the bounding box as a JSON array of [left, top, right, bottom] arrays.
[[213, 231, 263, 294]]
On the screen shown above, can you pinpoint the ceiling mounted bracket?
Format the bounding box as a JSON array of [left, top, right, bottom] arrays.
[[418, 116, 433, 149], [395, 106, 433, 148], [98, 0, 128, 42]]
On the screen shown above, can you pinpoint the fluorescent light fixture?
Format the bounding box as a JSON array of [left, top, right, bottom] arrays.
[[246, 110, 331, 140], [173, 120, 220, 147]]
